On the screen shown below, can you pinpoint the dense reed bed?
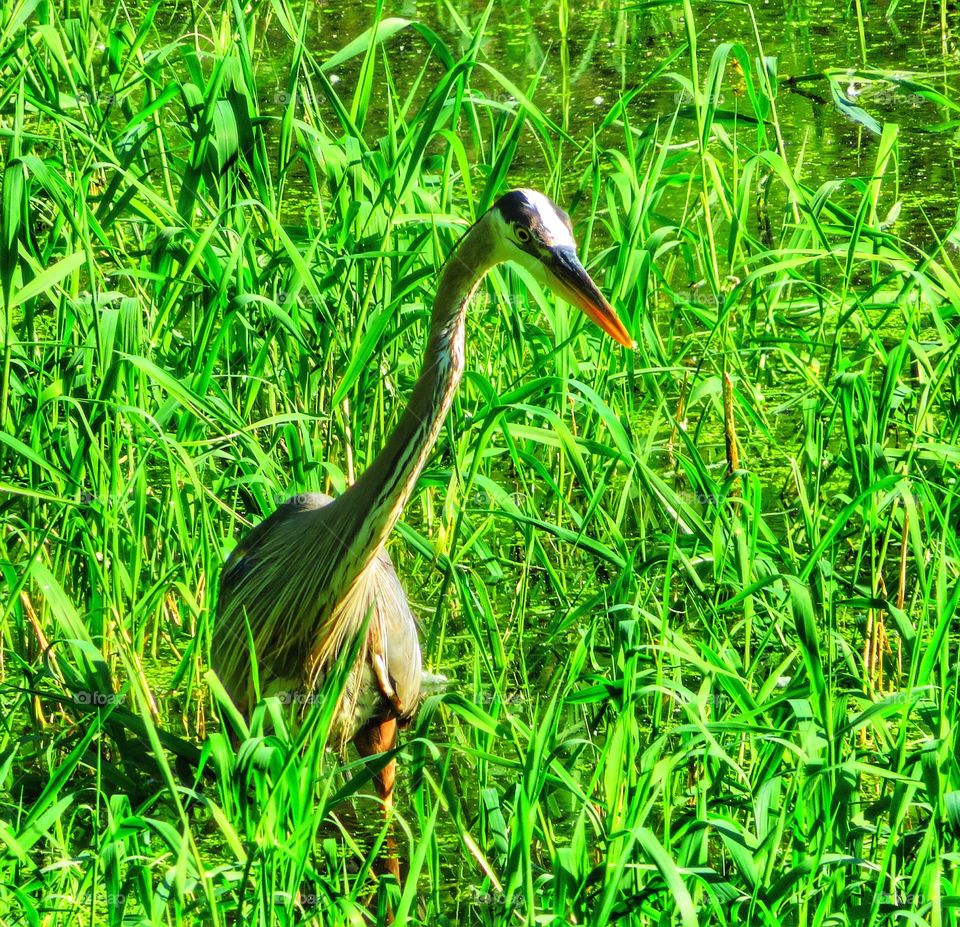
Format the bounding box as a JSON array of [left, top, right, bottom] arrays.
[[1, 0, 958, 923]]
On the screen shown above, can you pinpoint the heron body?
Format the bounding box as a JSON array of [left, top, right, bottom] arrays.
[[212, 190, 632, 838], [217, 492, 422, 737]]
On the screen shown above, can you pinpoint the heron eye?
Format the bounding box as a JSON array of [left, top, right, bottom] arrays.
[[515, 226, 531, 244]]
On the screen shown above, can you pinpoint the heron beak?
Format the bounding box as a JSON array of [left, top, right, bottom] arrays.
[[543, 246, 634, 348]]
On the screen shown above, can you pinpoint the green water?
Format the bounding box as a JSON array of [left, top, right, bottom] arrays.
[[144, 0, 960, 231], [232, 0, 958, 225]]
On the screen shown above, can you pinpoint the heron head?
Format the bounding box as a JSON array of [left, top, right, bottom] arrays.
[[489, 188, 634, 348]]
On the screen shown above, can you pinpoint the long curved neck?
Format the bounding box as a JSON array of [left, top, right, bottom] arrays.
[[331, 215, 497, 570]]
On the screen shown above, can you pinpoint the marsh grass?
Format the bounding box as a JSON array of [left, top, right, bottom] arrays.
[[1, 0, 959, 924]]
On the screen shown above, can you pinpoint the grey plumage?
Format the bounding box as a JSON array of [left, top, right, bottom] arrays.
[[217, 492, 422, 738]]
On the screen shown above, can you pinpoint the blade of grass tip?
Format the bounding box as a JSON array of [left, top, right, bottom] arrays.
[[205, 670, 250, 740], [9, 250, 86, 310]]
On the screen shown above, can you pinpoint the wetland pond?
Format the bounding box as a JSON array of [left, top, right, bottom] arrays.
[[9, 0, 960, 921]]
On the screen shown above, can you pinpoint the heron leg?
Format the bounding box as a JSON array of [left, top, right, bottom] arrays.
[[355, 717, 400, 882]]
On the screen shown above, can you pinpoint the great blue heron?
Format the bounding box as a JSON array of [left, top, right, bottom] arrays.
[[212, 188, 631, 866]]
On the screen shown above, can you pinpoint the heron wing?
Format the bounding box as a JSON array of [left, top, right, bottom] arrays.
[[215, 493, 335, 706], [368, 546, 422, 723], [219, 492, 334, 599], [217, 491, 423, 726]]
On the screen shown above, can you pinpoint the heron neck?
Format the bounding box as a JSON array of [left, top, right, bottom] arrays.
[[334, 216, 497, 569]]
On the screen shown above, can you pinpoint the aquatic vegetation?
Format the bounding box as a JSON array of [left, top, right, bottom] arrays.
[[0, 0, 958, 924]]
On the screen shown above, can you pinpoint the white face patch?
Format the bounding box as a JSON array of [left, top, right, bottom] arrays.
[[517, 188, 576, 248]]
